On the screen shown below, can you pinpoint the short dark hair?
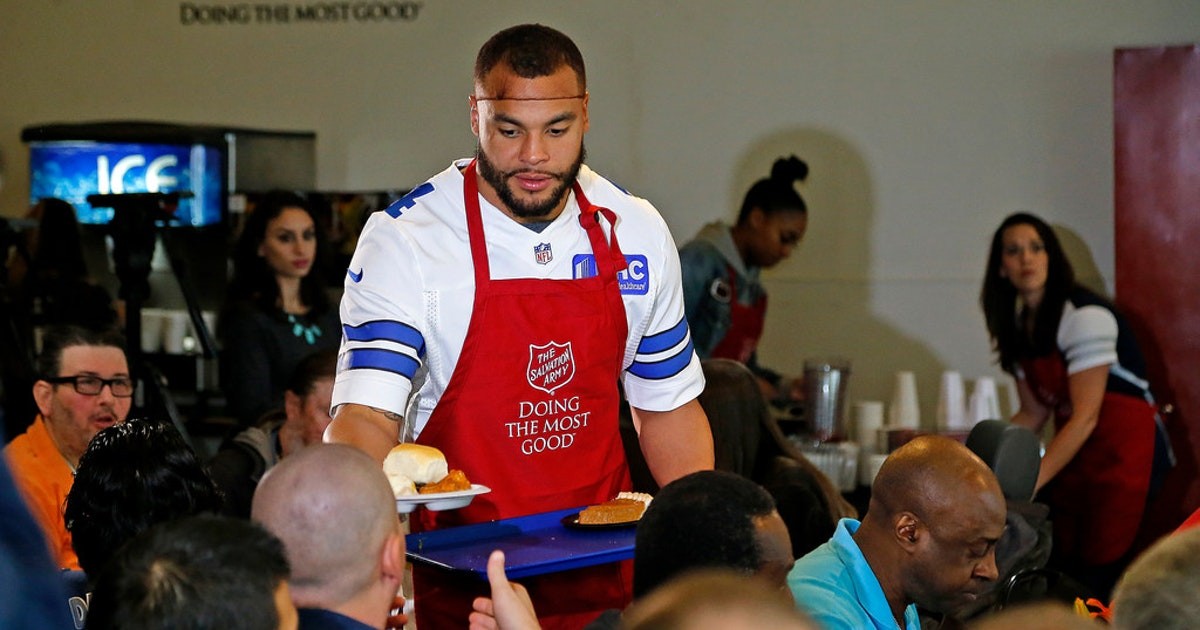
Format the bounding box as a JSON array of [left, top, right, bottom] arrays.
[[285, 347, 337, 397], [65, 417, 223, 577], [85, 515, 290, 630], [475, 24, 586, 91], [633, 470, 778, 598], [736, 155, 809, 225], [34, 324, 126, 379]]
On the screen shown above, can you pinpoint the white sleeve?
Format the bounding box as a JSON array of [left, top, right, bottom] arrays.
[[332, 213, 426, 416], [621, 210, 705, 412], [1058, 304, 1118, 375]]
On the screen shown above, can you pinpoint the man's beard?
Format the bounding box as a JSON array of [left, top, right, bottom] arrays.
[[476, 144, 586, 220]]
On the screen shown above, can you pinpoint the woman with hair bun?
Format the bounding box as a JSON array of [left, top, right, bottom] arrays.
[[679, 155, 810, 402]]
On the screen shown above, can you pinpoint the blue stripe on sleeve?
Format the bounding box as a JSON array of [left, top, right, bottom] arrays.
[[636, 317, 690, 355], [344, 348, 421, 379], [342, 321, 426, 358], [628, 339, 696, 381]]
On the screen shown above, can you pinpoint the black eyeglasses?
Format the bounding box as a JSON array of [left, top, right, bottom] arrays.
[[43, 375, 135, 398]]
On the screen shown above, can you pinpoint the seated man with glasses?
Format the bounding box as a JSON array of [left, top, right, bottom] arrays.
[[4, 324, 131, 570]]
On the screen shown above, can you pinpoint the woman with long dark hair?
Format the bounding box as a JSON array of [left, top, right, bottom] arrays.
[[679, 155, 809, 402], [980, 211, 1172, 596], [219, 191, 339, 426]]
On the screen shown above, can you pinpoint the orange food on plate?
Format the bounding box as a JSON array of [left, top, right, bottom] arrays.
[[419, 469, 472, 494]]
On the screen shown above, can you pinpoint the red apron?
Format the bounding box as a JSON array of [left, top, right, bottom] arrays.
[[709, 264, 767, 364], [411, 161, 633, 629], [1022, 353, 1156, 565]]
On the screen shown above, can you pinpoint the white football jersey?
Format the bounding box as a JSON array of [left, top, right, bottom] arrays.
[[333, 160, 704, 437]]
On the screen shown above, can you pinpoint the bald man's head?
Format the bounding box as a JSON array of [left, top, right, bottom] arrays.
[[863, 436, 1007, 616], [252, 444, 400, 608], [870, 435, 1003, 523]]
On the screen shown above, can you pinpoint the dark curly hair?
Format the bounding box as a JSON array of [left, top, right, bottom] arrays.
[[633, 470, 778, 598], [64, 417, 223, 578], [736, 155, 809, 225]]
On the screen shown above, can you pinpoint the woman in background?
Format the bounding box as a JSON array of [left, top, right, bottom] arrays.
[[698, 358, 855, 558], [219, 191, 339, 427], [11, 197, 116, 349], [980, 211, 1172, 598], [679, 155, 809, 403]]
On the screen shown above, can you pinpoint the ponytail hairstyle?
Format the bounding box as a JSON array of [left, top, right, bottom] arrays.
[[736, 156, 809, 225]]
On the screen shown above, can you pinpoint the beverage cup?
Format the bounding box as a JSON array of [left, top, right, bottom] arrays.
[[837, 441, 860, 492], [162, 310, 190, 354], [853, 400, 885, 453], [936, 370, 967, 430], [889, 371, 921, 429], [140, 308, 165, 354], [803, 358, 852, 442], [967, 377, 1003, 425]]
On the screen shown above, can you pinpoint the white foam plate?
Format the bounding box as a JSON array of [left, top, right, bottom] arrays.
[[395, 484, 491, 514]]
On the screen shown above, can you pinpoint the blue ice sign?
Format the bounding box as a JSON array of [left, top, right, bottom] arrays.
[[29, 140, 223, 226]]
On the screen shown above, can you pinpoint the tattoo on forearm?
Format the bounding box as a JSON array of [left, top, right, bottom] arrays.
[[370, 406, 404, 423]]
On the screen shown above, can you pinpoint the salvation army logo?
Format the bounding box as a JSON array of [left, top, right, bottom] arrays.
[[527, 341, 575, 395]]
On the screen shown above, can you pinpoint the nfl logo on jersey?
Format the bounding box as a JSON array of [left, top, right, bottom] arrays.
[[534, 242, 553, 265]]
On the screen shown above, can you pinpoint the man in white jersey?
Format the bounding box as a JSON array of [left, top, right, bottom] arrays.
[[327, 23, 714, 629]]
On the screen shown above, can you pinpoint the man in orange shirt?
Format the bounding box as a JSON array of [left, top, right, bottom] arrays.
[[4, 325, 131, 570]]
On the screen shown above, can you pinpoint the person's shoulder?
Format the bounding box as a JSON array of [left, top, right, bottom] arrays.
[[1059, 290, 1118, 337], [296, 606, 375, 630], [2, 430, 37, 467], [792, 538, 842, 574], [790, 561, 866, 630], [374, 162, 465, 226], [219, 300, 280, 336], [578, 166, 659, 216], [678, 234, 722, 260], [1065, 286, 1115, 312]]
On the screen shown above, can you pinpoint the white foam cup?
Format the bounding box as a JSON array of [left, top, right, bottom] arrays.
[[853, 401, 885, 453], [889, 371, 921, 429], [140, 308, 166, 354], [162, 310, 191, 354], [937, 370, 967, 430]]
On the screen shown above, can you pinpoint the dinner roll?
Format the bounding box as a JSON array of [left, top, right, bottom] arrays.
[[383, 443, 449, 486]]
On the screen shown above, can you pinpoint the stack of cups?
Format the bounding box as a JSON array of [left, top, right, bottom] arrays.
[[140, 308, 166, 353], [936, 370, 968, 431], [888, 371, 921, 429], [967, 377, 1003, 425], [854, 401, 887, 487], [162, 310, 192, 355]]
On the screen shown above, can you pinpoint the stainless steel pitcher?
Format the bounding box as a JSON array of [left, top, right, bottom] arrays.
[[804, 358, 851, 442]]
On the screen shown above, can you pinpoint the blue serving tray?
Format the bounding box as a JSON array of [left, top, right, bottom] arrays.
[[405, 507, 636, 580]]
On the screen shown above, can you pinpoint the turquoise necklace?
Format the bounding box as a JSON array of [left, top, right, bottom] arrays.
[[287, 313, 323, 345]]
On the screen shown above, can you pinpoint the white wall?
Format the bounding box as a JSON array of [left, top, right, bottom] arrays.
[[3, 1, 1198, 423]]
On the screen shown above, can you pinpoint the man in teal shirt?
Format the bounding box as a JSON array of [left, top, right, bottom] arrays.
[[788, 436, 1006, 629]]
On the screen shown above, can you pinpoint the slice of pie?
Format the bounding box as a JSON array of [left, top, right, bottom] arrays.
[[577, 492, 653, 525]]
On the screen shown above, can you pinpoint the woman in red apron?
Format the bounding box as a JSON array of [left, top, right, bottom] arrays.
[[981, 212, 1173, 598], [410, 161, 634, 629], [678, 156, 810, 402]]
